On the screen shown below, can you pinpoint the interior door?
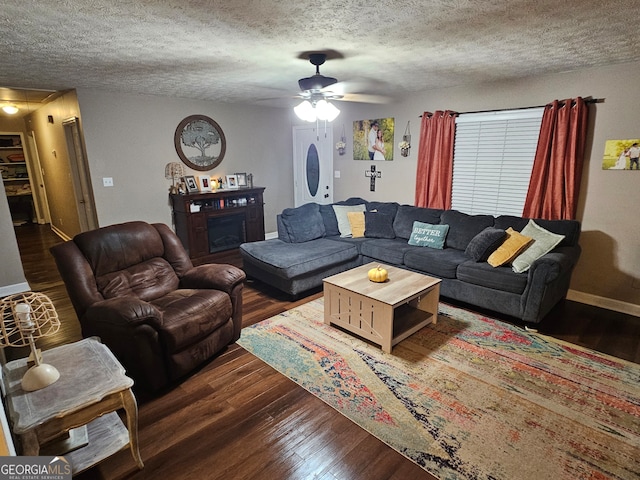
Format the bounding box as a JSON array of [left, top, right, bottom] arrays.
[[63, 117, 98, 232], [25, 130, 51, 224], [293, 125, 333, 207]]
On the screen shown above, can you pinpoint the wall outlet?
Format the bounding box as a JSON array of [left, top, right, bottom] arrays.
[[334, 170, 341, 178], [102, 177, 114, 187]]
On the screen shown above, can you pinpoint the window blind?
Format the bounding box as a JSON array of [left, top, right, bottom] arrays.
[[451, 108, 544, 216]]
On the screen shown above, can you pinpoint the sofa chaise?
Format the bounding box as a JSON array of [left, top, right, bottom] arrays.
[[239, 198, 581, 324]]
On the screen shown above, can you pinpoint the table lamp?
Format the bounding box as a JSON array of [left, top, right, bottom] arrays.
[[0, 292, 61, 391], [165, 162, 185, 194]]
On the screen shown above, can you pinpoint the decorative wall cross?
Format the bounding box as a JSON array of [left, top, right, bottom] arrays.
[[365, 164, 382, 191]]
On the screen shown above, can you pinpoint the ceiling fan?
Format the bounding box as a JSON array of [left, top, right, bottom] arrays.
[[294, 53, 342, 121], [297, 53, 340, 98], [294, 52, 388, 122], [296, 53, 388, 104]]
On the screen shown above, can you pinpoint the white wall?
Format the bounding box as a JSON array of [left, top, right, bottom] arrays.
[[332, 60, 640, 312]]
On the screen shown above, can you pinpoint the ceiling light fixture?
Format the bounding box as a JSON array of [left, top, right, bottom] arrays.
[[294, 99, 340, 123], [2, 105, 19, 115]]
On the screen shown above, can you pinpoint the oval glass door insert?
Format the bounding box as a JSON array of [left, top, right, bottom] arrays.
[[306, 143, 320, 196]]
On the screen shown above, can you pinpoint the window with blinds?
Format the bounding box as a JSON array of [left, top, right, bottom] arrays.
[[450, 108, 544, 216]]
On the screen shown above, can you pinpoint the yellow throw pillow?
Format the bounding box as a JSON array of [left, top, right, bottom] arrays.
[[487, 227, 533, 267], [347, 211, 366, 238]]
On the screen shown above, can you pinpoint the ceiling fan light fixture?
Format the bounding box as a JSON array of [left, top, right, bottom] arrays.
[[2, 105, 19, 115], [294, 99, 340, 123], [315, 99, 340, 122], [294, 100, 316, 122]]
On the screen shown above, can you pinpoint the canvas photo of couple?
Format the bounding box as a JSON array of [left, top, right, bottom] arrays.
[[353, 118, 395, 161], [602, 138, 640, 170]]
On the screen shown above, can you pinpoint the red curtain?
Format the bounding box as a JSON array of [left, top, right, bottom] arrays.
[[414, 110, 458, 208], [523, 98, 589, 220]]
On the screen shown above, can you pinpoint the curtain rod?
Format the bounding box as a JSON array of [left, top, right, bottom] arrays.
[[419, 97, 603, 117]]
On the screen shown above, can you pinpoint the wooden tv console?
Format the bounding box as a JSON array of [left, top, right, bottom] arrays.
[[170, 187, 265, 262]]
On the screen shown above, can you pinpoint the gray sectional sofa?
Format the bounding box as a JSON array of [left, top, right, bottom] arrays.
[[239, 198, 582, 324]]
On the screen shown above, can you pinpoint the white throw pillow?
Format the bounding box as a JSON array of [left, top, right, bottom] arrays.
[[332, 204, 367, 237]]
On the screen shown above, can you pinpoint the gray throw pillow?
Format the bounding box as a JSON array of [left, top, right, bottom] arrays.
[[465, 227, 507, 262], [364, 212, 396, 239], [319, 204, 340, 236], [441, 210, 495, 250], [393, 205, 443, 239], [367, 201, 399, 217], [281, 203, 325, 243]]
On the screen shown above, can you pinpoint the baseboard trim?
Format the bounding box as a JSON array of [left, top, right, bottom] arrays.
[[50, 225, 71, 242], [0, 282, 31, 297], [265, 231, 278, 240], [567, 289, 640, 318]]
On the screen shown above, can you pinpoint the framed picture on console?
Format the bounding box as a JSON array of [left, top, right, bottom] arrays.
[[235, 172, 247, 187], [183, 175, 199, 193], [226, 174, 238, 189], [198, 175, 212, 192]]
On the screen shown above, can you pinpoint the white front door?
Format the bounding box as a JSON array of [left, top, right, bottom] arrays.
[[293, 125, 333, 207]]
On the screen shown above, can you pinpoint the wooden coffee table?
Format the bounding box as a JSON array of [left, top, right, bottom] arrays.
[[323, 263, 441, 353]]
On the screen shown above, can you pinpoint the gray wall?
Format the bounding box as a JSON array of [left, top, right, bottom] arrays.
[[0, 180, 28, 296], [333, 61, 640, 314], [75, 90, 296, 232], [3, 60, 638, 315], [0, 117, 29, 295]]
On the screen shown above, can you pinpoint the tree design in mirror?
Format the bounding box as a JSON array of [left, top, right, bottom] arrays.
[[306, 143, 320, 196], [174, 115, 226, 171]]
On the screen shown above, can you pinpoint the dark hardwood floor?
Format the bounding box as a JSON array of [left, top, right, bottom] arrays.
[[10, 224, 640, 479]]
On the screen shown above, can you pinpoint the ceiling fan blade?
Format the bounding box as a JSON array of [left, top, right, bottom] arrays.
[[320, 80, 392, 103], [335, 93, 392, 104], [322, 80, 364, 95]]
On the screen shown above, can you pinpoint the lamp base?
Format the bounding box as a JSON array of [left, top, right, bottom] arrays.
[[21, 363, 60, 391], [26, 347, 43, 368]]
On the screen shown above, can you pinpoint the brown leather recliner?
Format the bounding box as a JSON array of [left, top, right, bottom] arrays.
[[50, 221, 246, 391]]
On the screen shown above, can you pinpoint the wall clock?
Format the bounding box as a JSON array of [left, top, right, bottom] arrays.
[[174, 115, 226, 171]]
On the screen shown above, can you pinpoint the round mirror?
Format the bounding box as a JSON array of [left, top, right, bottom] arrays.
[[174, 115, 226, 171]]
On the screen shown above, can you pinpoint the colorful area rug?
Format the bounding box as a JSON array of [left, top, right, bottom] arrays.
[[237, 298, 640, 480]]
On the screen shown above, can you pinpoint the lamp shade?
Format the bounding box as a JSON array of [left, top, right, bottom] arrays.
[[315, 100, 340, 122], [0, 292, 61, 391], [294, 99, 341, 123], [164, 161, 185, 180], [294, 100, 316, 122]]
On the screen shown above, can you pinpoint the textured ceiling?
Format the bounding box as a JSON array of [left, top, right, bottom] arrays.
[[1, 0, 640, 111]]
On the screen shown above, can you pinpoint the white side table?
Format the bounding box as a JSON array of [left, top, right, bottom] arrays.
[[2, 337, 144, 475]]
